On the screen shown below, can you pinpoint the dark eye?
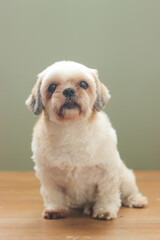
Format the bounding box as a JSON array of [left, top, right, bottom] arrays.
[[79, 81, 88, 89], [48, 83, 57, 93]]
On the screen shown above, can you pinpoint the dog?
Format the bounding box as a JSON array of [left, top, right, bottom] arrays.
[[26, 61, 147, 220]]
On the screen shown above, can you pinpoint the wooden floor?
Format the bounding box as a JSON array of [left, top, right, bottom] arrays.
[[0, 171, 160, 240]]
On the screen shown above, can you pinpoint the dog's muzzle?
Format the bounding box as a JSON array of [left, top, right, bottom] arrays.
[[62, 88, 77, 109]]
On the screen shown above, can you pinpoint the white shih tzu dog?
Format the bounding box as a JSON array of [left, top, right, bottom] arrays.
[[26, 61, 147, 220]]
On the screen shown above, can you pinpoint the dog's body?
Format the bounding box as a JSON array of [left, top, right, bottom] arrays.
[[26, 61, 147, 220]]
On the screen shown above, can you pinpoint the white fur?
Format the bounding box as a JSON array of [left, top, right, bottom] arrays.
[[27, 61, 147, 220]]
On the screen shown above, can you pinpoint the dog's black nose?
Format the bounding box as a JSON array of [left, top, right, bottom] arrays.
[[63, 88, 75, 97]]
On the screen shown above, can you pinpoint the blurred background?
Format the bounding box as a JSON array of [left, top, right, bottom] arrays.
[[0, 0, 160, 170]]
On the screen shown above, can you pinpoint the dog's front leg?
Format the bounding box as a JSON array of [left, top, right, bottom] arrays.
[[37, 169, 68, 219], [92, 173, 121, 220]]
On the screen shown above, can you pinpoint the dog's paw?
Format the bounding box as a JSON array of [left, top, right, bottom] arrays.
[[123, 193, 148, 208], [92, 211, 116, 220], [133, 196, 148, 208], [42, 209, 67, 219]]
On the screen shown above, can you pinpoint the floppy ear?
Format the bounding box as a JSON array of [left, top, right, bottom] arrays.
[[91, 69, 111, 111], [25, 77, 43, 115]]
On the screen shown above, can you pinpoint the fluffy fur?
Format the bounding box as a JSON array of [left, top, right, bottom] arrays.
[[26, 61, 147, 220]]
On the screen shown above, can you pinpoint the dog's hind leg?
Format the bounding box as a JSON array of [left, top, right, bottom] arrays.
[[120, 163, 148, 208]]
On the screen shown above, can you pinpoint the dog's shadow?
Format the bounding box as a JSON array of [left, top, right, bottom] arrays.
[[55, 208, 116, 236]]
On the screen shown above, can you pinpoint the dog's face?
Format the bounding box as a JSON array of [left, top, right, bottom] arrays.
[[26, 61, 110, 123]]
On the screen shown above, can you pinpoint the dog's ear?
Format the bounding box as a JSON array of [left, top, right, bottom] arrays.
[[91, 69, 111, 111], [25, 65, 53, 115], [25, 76, 43, 115]]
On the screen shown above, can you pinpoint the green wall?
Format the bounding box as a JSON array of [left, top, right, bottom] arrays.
[[0, 0, 160, 170]]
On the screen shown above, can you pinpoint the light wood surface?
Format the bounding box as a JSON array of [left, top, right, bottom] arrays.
[[0, 171, 160, 240]]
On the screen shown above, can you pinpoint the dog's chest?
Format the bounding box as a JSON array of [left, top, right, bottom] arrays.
[[46, 125, 99, 167]]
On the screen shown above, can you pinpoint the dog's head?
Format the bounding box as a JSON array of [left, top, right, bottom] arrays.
[[26, 61, 110, 123]]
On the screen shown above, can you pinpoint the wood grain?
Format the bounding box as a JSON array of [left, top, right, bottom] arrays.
[[0, 171, 160, 240]]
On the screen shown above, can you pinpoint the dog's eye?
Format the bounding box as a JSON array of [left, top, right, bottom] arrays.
[[79, 81, 88, 89], [48, 84, 57, 93]]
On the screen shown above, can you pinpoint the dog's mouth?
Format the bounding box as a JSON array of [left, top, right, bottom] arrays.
[[63, 99, 77, 109], [58, 98, 82, 118]]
